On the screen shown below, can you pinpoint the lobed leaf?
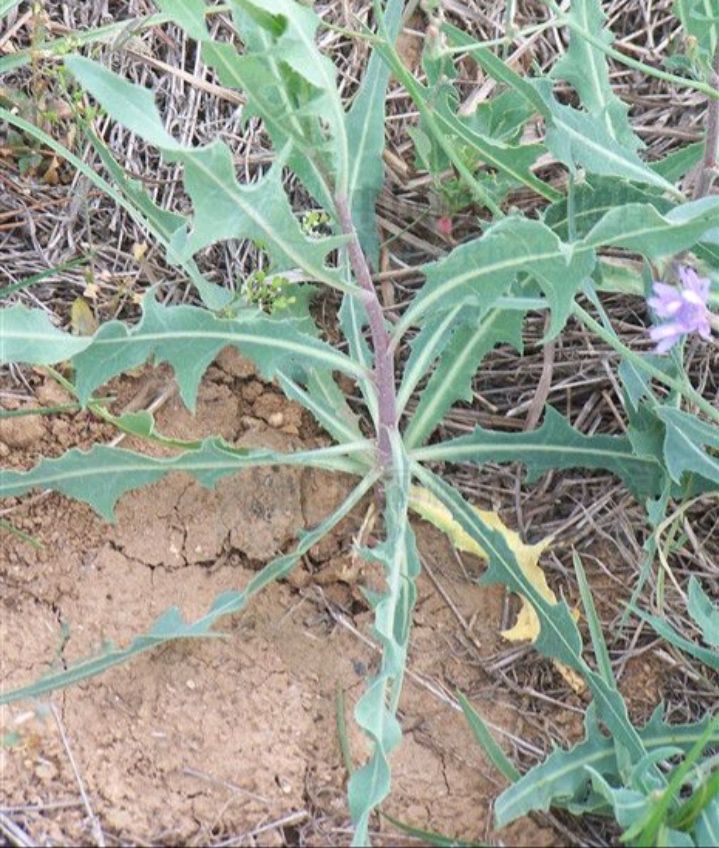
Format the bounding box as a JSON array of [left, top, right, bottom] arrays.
[[64, 55, 352, 293], [431, 90, 560, 202], [0, 295, 367, 410], [452, 27, 677, 195], [584, 196, 719, 258], [397, 217, 596, 337], [0, 438, 368, 521], [532, 80, 679, 196], [408, 484, 585, 690], [495, 706, 719, 828], [413, 406, 666, 500], [551, 0, 641, 151], [412, 465, 650, 768], [198, 0, 351, 210], [85, 127, 231, 309], [398, 195, 719, 341], [543, 177, 672, 242], [346, 0, 404, 263], [435, 21, 560, 202], [657, 407, 719, 486], [349, 437, 420, 845]]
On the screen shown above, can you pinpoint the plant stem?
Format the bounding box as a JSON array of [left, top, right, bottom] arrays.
[[335, 194, 398, 471], [693, 43, 719, 199]]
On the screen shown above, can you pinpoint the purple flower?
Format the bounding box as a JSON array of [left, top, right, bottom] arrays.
[[647, 266, 712, 354]]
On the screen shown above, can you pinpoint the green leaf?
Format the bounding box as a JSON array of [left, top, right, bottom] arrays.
[[381, 812, 477, 847], [201, 38, 332, 211], [0, 438, 367, 521], [84, 125, 231, 309], [585, 196, 719, 258], [442, 21, 548, 117], [0, 471, 377, 706], [64, 55, 351, 293], [65, 55, 181, 150], [657, 407, 719, 486], [384, 21, 559, 202], [167, 141, 343, 278], [573, 552, 614, 687], [674, 0, 719, 71], [154, 0, 209, 40], [652, 142, 704, 182], [398, 197, 719, 342], [396, 303, 466, 414], [0, 296, 367, 409], [349, 436, 420, 845], [633, 606, 719, 672], [495, 706, 719, 827], [531, 79, 680, 196], [449, 25, 677, 197], [413, 465, 650, 769], [458, 691, 520, 784], [430, 90, 561, 202], [346, 0, 404, 264], [469, 88, 538, 145], [230, 0, 349, 195], [397, 217, 596, 336], [688, 577, 719, 647], [413, 466, 584, 669], [0, 305, 90, 363], [544, 177, 672, 242], [586, 769, 656, 832], [0, 0, 22, 17], [551, 0, 641, 150], [0, 105, 231, 310], [413, 406, 665, 500], [403, 308, 524, 449], [200, 0, 347, 212], [696, 799, 719, 848], [623, 713, 719, 847], [366, 35, 533, 214]]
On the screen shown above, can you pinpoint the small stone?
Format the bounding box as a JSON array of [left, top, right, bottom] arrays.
[[240, 415, 264, 430], [34, 759, 58, 782], [241, 381, 264, 402], [36, 380, 72, 406], [0, 410, 45, 448], [268, 412, 284, 428]]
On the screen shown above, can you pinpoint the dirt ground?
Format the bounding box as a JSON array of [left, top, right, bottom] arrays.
[[1, 357, 563, 846]]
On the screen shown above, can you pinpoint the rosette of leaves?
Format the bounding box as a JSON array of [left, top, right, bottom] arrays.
[[3, 0, 719, 844]]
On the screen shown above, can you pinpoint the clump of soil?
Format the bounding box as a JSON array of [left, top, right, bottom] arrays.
[[1, 357, 558, 845]]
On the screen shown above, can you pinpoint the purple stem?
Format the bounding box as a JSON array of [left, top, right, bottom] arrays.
[[335, 194, 397, 472], [693, 43, 719, 199]]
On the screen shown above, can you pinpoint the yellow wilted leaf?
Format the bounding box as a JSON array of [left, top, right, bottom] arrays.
[[408, 485, 584, 693], [70, 297, 98, 336]]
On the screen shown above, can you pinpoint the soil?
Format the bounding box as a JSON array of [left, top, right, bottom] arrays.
[[1, 356, 559, 846]]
